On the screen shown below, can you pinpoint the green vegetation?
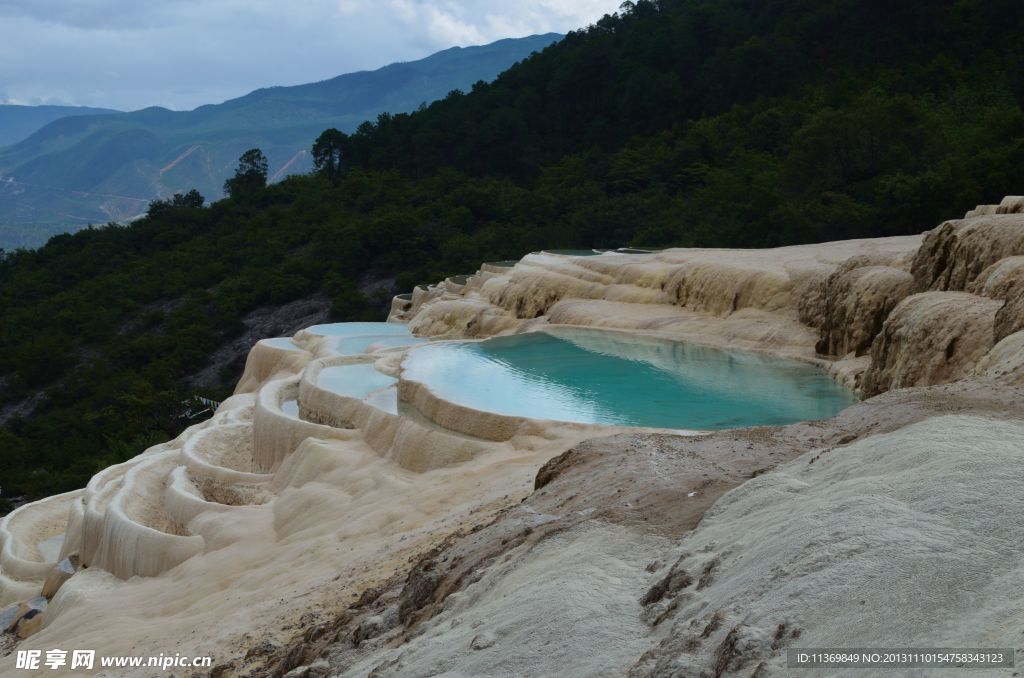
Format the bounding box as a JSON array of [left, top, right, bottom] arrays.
[[312, 130, 346, 183], [3, 0, 1024, 508], [146, 190, 205, 217], [223, 149, 269, 200], [341, 0, 1024, 245]]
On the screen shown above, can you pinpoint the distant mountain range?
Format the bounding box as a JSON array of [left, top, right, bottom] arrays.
[[0, 105, 121, 149], [0, 33, 562, 249]]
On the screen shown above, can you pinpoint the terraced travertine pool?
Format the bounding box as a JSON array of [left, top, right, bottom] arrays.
[[335, 334, 426, 355], [402, 329, 858, 429], [318, 363, 397, 399], [306, 322, 413, 338], [304, 322, 424, 356]]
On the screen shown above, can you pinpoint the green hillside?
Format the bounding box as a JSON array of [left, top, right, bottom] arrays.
[[2, 0, 1024, 507], [0, 33, 562, 248]]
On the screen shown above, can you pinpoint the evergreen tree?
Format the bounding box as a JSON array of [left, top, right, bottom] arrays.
[[223, 148, 268, 199], [312, 129, 346, 182]]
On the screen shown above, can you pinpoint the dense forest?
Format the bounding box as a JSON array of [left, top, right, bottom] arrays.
[[3, 0, 1024, 508]]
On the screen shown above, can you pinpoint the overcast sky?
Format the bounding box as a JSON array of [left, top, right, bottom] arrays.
[[0, 0, 620, 111]]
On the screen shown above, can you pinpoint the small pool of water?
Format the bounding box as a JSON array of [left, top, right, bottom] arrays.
[[318, 363, 397, 399], [263, 337, 301, 351], [403, 330, 857, 429], [280, 399, 300, 417], [335, 334, 427, 356], [305, 322, 412, 338]]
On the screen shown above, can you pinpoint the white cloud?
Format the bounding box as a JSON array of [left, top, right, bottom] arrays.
[[0, 0, 620, 110]]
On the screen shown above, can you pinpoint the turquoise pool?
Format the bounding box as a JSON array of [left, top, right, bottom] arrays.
[[402, 330, 857, 429]]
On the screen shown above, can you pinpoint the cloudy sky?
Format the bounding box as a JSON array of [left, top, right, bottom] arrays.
[[0, 0, 620, 111]]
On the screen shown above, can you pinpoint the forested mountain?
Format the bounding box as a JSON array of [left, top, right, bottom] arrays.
[[0, 105, 120, 149], [0, 34, 561, 248], [3, 0, 1024, 508], [341, 0, 1024, 244]]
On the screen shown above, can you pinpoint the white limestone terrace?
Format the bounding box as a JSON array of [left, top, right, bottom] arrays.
[[1, 200, 1023, 674], [1, 318, 648, 663]]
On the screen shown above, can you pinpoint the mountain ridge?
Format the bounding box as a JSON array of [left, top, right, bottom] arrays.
[[0, 104, 121, 149], [0, 33, 563, 247]]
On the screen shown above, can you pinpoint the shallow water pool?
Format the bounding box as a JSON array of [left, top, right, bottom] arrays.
[[318, 363, 397, 400], [335, 334, 426, 356], [305, 322, 412, 338], [402, 330, 857, 429]]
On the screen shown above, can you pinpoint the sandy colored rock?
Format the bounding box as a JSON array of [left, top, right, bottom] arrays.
[[861, 292, 1002, 396], [1, 601, 29, 633], [911, 216, 1024, 292], [629, 415, 1024, 676], [974, 331, 1024, 386], [996, 195, 1024, 213], [40, 556, 77, 599], [813, 260, 914, 356], [403, 238, 921, 354], [407, 297, 517, 338], [968, 255, 1024, 341], [663, 259, 791, 316], [15, 608, 44, 639]]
